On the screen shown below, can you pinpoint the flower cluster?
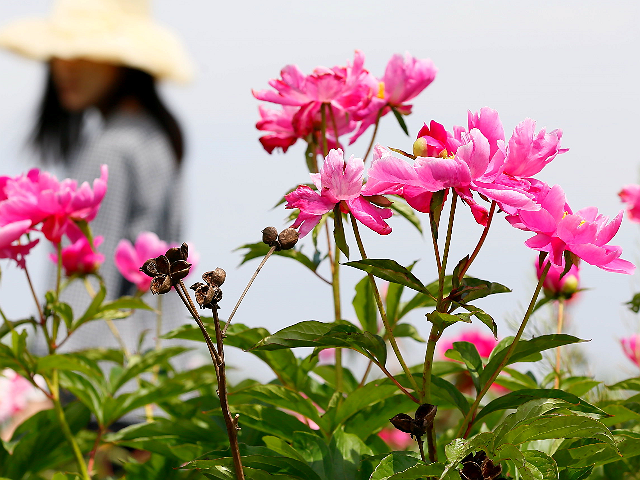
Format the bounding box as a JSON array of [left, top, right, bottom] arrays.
[[358, 108, 632, 274], [0, 166, 108, 269], [253, 51, 436, 153]]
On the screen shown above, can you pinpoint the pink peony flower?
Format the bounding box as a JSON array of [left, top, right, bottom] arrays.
[[285, 149, 392, 237], [50, 235, 104, 276], [253, 51, 377, 150], [535, 259, 580, 301], [114, 232, 198, 292], [619, 185, 640, 223], [509, 184, 634, 274], [378, 427, 414, 449], [0, 220, 39, 268], [256, 105, 300, 154], [363, 108, 557, 225], [621, 335, 640, 367], [0, 369, 45, 424], [0, 166, 108, 243], [350, 53, 437, 143]]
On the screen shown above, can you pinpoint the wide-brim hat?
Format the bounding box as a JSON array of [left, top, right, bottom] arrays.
[[0, 0, 194, 83]]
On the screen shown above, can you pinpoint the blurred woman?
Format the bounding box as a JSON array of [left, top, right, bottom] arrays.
[[0, 0, 194, 355]]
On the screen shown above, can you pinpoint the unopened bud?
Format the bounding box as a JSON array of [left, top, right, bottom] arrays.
[[262, 227, 278, 246], [278, 228, 299, 250], [413, 137, 429, 158]]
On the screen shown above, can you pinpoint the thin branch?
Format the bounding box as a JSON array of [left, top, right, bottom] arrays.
[[362, 108, 384, 163], [222, 245, 276, 335], [458, 200, 497, 280]]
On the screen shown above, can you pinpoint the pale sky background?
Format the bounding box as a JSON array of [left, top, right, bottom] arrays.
[[1, 1, 640, 384]]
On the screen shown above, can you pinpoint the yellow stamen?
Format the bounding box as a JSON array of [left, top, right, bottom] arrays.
[[377, 82, 385, 99]]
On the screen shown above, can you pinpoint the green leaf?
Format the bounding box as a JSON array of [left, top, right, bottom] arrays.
[[451, 341, 483, 393], [108, 346, 187, 393], [236, 242, 321, 273], [451, 256, 469, 290], [96, 296, 153, 315], [329, 428, 373, 480], [369, 452, 422, 480], [558, 466, 594, 480], [262, 436, 309, 464], [427, 311, 470, 328], [391, 107, 409, 136], [496, 446, 559, 480], [456, 304, 498, 338], [313, 365, 358, 394], [233, 384, 323, 428], [353, 275, 378, 334], [480, 334, 586, 387], [389, 200, 422, 234], [333, 205, 350, 259], [499, 414, 615, 447], [608, 377, 640, 391], [51, 302, 74, 329], [36, 353, 103, 380], [232, 404, 315, 442], [251, 321, 387, 366], [476, 389, 607, 423], [345, 259, 431, 297], [328, 383, 402, 433], [0, 318, 32, 340], [627, 292, 640, 313], [1, 402, 90, 477], [71, 283, 106, 330], [560, 376, 600, 396], [385, 280, 404, 325], [293, 431, 332, 480], [392, 323, 425, 342], [454, 277, 511, 303], [190, 453, 322, 480], [431, 375, 470, 415]]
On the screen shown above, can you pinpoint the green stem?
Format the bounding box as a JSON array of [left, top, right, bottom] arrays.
[[428, 210, 442, 273], [350, 213, 421, 396], [332, 246, 343, 392], [438, 190, 457, 310], [554, 299, 565, 389], [362, 108, 384, 163], [48, 371, 91, 480], [456, 260, 551, 438], [458, 200, 497, 280], [328, 104, 341, 150], [421, 323, 441, 403], [24, 264, 45, 325], [321, 103, 329, 157]]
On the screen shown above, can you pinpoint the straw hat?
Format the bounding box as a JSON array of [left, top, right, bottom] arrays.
[[0, 0, 193, 83]]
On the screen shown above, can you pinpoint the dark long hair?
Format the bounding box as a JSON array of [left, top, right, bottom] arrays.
[[31, 67, 184, 165]]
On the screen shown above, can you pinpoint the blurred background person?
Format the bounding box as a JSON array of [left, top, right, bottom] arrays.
[[0, 0, 194, 357]]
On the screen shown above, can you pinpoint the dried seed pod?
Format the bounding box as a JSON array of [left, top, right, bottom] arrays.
[[278, 228, 299, 250], [262, 226, 278, 246], [202, 267, 226, 287]]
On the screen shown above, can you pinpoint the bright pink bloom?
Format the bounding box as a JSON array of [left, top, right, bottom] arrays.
[[285, 149, 392, 237], [0, 220, 39, 268], [318, 348, 335, 364], [0, 369, 45, 424], [510, 184, 634, 274], [50, 235, 104, 276], [378, 427, 414, 449], [0, 166, 108, 243], [364, 108, 554, 225], [351, 53, 437, 143], [114, 232, 198, 292], [439, 330, 498, 359], [253, 51, 376, 147], [621, 335, 640, 367], [619, 185, 640, 223], [502, 118, 567, 177], [256, 105, 299, 154], [535, 259, 580, 301]]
